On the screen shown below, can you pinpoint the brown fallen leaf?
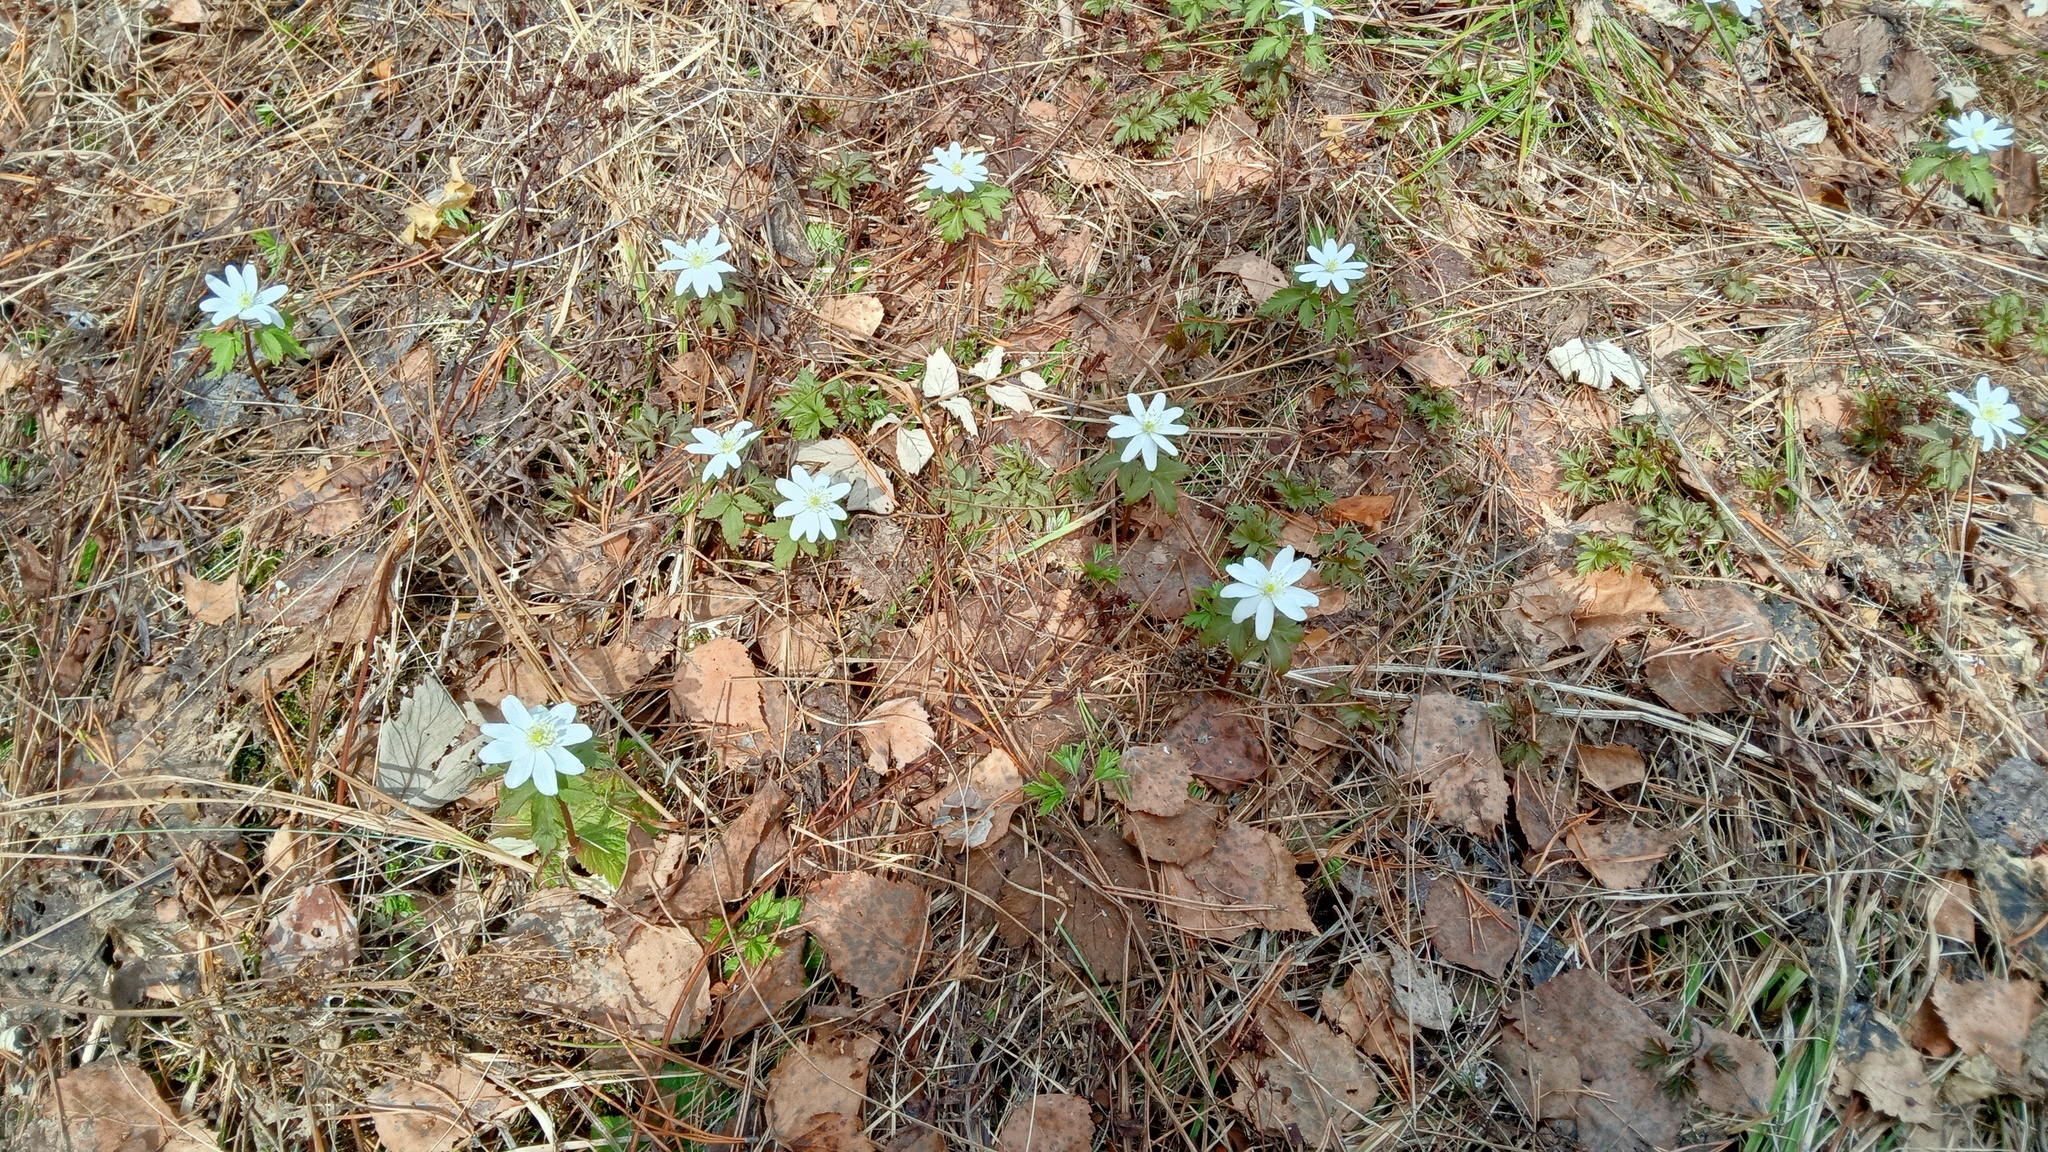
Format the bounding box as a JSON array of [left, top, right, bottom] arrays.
[[262, 883, 360, 976], [1902, 992, 1955, 1058], [20, 1059, 216, 1152], [1145, 107, 1273, 197], [640, 786, 788, 917], [181, 572, 239, 625], [1495, 1021, 1580, 1121], [1505, 968, 1686, 1152], [1659, 585, 1775, 665], [506, 888, 713, 1041], [1396, 694, 1507, 835], [802, 871, 929, 999], [1423, 880, 1518, 978], [1514, 767, 1571, 856], [1123, 799, 1225, 864], [857, 697, 936, 774], [1400, 343, 1467, 391], [1326, 492, 1396, 530], [367, 1059, 517, 1152], [1832, 1016, 1936, 1125], [1575, 742, 1646, 792], [1930, 872, 1977, 943], [816, 294, 884, 337], [766, 1031, 881, 1152], [1120, 744, 1193, 816], [400, 165, 477, 244], [758, 611, 838, 676], [1213, 252, 1287, 303], [1504, 565, 1663, 659], [709, 931, 811, 1040], [1692, 1024, 1778, 1118], [918, 748, 1025, 849], [996, 836, 1148, 984], [1567, 821, 1686, 890], [557, 618, 679, 703], [1641, 638, 1739, 714], [1180, 820, 1313, 934], [1161, 695, 1269, 792], [279, 456, 385, 537], [997, 1093, 1093, 1152], [527, 521, 651, 597], [671, 637, 770, 731], [1931, 974, 2040, 1075], [1320, 955, 1415, 1066], [1228, 1000, 1379, 1149]]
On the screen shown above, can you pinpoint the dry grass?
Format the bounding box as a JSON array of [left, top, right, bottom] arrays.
[[3, 0, 2047, 1146]]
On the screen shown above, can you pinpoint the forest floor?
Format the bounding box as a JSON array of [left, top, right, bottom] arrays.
[[3, 0, 2048, 1147]]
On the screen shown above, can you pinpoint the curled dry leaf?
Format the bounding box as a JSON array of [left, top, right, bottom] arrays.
[[857, 697, 936, 774], [1931, 974, 2040, 1075], [21, 1059, 216, 1152], [1120, 743, 1193, 816], [262, 883, 360, 976], [1397, 694, 1507, 835], [1320, 954, 1415, 1066], [1504, 564, 1663, 659], [801, 871, 929, 999], [1567, 821, 1686, 890], [1326, 492, 1396, 530], [919, 748, 1025, 849], [1213, 252, 1287, 303], [1574, 742, 1646, 792], [399, 165, 476, 244], [1161, 695, 1269, 792], [1546, 337, 1645, 391], [797, 438, 897, 514], [816, 294, 884, 338], [997, 1093, 1094, 1152], [710, 930, 811, 1040], [367, 1059, 516, 1152], [1422, 880, 1518, 978], [1180, 820, 1313, 933], [1228, 1000, 1379, 1149], [642, 786, 788, 918], [766, 1032, 881, 1152]]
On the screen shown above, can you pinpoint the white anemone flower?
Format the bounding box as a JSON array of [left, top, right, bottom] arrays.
[[1948, 375, 2025, 451], [1106, 392, 1190, 471], [1294, 239, 1369, 295], [1276, 0, 1334, 34], [479, 695, 592, 797], [686, 420, 763, 482], [774, 465, 853, 543], [656, 225, 737, 298], [1712, 0, 1761, 18], [921, 143, 990, 196], [199, 262, 289, 329], [1221, 546, 1321, 641], [1945, 110, 2015, 155]]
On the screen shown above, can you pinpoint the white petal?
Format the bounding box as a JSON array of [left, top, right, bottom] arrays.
[[503, 756, 532, 789], [559, 722, 593, 746], [548, 745, 585, 778], [500, 695, 533, 727], [479, 739, 518, 763]]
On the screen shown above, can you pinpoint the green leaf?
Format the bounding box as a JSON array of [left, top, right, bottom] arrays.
[[198, 329, 240, 377], [1904, 153, 1944, 186]]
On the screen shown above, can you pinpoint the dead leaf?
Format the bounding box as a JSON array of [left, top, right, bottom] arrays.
[[1396, 694, 1507, 835], [1932, 975, 2040, 1075], [1321, 955, 1415, 1066], [180, 572, 238, 625], [817, 294, 884, 337], [1114, 531, 1213, 622], [1495, 1023, 1580, 1122], [376, 676, 480, 809], [710, 931, 811, 1040], [1124, 799, 1225, 864], [997, 1093, 1093, 1152], [1423, 880, 1518, 978], [758, 611, 837, 677], [1147, 107, 1274, 197], [1178, 820, 1313, 934], [1575, 743, 1646, 792], [644, 786, 788, 917], [1120, 744, 1193, 816], [400, 165, 477, 244], [558, 619, 679, 703], [1546, 337, 1644, 391], [165, 0, 211, 23], [279, 457, 383, 537], [1400, 343, 1467, 391], [1161, 695, 1269, 792], [1504, 564, 1662, 659], [1214, 252, 1287, 303], [893, 425, 935, 476], [857, 697, 936, 774], [1930, 873, 1977, 943], [507, 888, 712, 1041], [1326, 493, 1396, 530], [802, 871, 929, 999], [797, 437, 897, 514], [996, 833, 1149, 983], [1693, 1025, 1778, 1118], [1228, 1000, 1378, 1149], [367, 1059, 516, 1152], [527, 521, 648, 597], [921, 346, 977, 437], [672, 637, 770, 733], [21, 1060, 216, 1152], [1505, 968, 1686, 1151], [1567, 821, 1685, 890], [262, 883, 360, 976], [1641, 637, 1738, 714], [1658, 585, 1774, 662], [1833, 1015, 1936, 1125], [766, 1032, 881, 1152], [1902, 993, 1955, 1059], [919, 749, 1025, 849]]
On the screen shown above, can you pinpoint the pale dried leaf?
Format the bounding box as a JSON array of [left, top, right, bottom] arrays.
[[1320, 955, 1413, 1065], [180, 572, 238, 625], [801, 871, 929, 998], [1932, 975, 2040, 1075], [1178, 819, 1313, 933], [399, 166, 476, 244], [1120, 743, 1193, 816], [376, 677, 479, 809], [967, 345, 1005, 382], [1546, 337, 1645, 391], [986, 382, 1036, 413], [24, 1060, 217, 1152], [817, 294, 884, 337], [1507, 969, 1688, 1149], [895, 426, 936, 475], [1693, 1025, 1777, 1118], [766, 1033, 881, 1152], [919, 749, 1025, 849], [1388, 950, 1455, 1030], [508, 889, 712, 1041], [1575, 742, 1647, 792], [1229, 1000, 1378, 1149], [1213, 252, 1287, 303], [1396, 694, 1507, 834], [997, 1093, 1093, 1152], [672, 637, 770, 733], [1423, 880, 1517, 978], [1833, 1018, 1936, 1125], [796, 437, 897, 514], [1567, 821, 1685, 890], [262, 883, 360, 976], [857, 697, 935, 774], [1326, 493, 1395, 530], [368, 1059, 516, 1152], [1400, 343, 1467, 390]]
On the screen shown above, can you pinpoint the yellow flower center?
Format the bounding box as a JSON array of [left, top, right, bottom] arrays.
[[525, 719, 561, 749]]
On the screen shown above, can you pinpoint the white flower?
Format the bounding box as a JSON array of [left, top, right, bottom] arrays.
[[774, 464, 853, 543], [1221, 546, 1321, 641], [686, 420, 762, 482], [1945, 110, 2015, 155], [656, 225, 737, 298], [479, 695, 592, 797], [1276, 0, 1334, 34], [1106, 391, 1190, 471], [921, 142, 990, 195], [199, 262, 289, 329], [1294, 239, 1369, 295], [1711, 0, 1761, 18], [1948, 375, 2025, 451]]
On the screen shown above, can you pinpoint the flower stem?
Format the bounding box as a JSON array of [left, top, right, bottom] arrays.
[[241, 327, 279, 401]]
